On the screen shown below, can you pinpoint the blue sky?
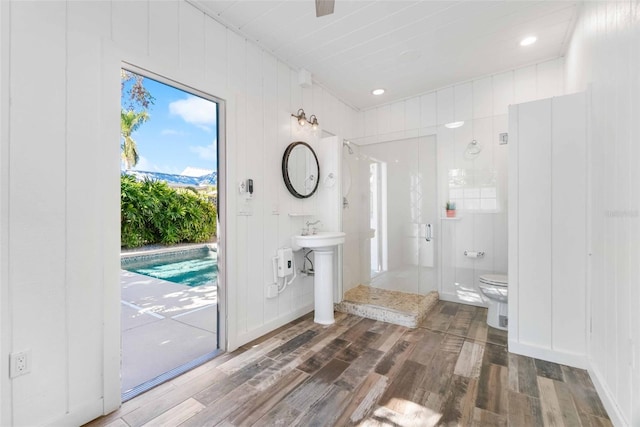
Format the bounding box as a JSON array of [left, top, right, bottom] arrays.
[[121, 74, 218, 176]]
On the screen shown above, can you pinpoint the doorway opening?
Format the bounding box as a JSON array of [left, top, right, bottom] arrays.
[[369, 160, 388, 278], [119, 65, 225, 401]]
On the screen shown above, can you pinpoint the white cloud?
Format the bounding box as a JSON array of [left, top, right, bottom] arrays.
[[132, 157, 180, 175], [189, 142, 217, 162], [132, 156, 159, 172], [169, 96, 217, 129], [181, 167, 213, 177], [196, 125, 212, 133]]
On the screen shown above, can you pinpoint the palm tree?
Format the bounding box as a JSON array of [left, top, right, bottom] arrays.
[[121, 109, 149, 169]]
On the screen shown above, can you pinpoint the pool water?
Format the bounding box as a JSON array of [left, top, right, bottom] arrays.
[[125, 250, 218, 287]]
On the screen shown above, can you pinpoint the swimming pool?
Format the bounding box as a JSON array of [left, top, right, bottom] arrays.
[[122, 248, 217, 287]]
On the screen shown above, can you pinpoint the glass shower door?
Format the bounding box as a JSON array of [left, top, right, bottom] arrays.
[[362, 135, 438, 295]]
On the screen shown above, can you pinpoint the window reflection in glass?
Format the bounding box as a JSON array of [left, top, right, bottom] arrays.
[[448, 169, 499, 212]]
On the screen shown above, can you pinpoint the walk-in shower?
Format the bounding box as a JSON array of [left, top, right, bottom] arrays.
[[341, 136, 439, 296], [338, 136, 440, 326]]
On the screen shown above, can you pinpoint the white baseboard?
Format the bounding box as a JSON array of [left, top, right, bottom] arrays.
[[508, 340, 588, 369], [46, 398, 104, 427], [587, 361, 629, 427], [229, 304, 314, 351]]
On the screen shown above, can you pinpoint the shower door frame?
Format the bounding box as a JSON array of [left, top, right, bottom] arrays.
[[363, 134, 440, 295]]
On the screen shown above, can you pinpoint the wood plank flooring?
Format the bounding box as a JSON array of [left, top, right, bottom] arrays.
[[86, 301, 612, 427]]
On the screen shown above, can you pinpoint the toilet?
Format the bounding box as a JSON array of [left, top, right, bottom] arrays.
[[478, 274, 508, 330]]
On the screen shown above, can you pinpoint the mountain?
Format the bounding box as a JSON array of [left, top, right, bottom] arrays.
[[124, 170, 217, 187], [197, 172, 218, 185]]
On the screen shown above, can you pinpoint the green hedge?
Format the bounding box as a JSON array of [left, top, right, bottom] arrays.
[[121, 174, 217, 248]]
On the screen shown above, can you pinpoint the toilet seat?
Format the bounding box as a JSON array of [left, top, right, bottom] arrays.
[[479, 274, 508, 287]]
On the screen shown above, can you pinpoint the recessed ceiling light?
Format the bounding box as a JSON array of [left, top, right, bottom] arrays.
[[520, 36, 537, 46], [444, 121, 464, 129], [372, 88, 385, 96]]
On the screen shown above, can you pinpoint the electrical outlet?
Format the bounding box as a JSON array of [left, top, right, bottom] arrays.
[[10, 350, 31, 378]]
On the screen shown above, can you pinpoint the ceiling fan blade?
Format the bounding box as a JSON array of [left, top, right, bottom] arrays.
[[315, 0, 335, 17]]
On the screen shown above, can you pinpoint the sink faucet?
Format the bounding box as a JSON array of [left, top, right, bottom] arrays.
[[305, 220, 321, 235]]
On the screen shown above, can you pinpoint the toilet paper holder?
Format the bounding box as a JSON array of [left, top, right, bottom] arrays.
[[464, 251, 485, 258]]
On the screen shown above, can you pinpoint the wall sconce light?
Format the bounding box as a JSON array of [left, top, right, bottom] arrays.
[[292, 108, 307, 126], [309, 115, 319, 130], [291, 108, 319, 129]]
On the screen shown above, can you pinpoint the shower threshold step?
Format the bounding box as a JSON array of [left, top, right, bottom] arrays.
[[335, 285, 439, 328]]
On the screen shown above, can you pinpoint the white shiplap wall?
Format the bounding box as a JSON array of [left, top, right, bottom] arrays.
[[0, 2, 10, 425], [565, 2, 640, 426], [353, 57, 564, 145], [350, 58, 565, 306], [0, 1, 358, 425], [508, 93, 588, 368]]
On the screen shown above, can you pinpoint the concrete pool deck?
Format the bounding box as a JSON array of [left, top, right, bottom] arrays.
[[121, 270, 218, 394]]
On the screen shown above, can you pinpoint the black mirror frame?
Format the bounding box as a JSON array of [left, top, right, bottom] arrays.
[[282, 141, 320, 199]]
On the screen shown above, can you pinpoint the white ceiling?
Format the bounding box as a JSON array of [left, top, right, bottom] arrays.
[[189, 1, 578, 110]]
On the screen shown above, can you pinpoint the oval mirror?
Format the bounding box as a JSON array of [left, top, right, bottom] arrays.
[[282, 141, 320, 199]]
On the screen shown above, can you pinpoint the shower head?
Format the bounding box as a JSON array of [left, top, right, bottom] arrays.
[[464, 139, 482, 159], [343, 141, 354, 155]]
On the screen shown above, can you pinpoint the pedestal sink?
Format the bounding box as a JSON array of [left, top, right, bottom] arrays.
[[292, 231, 346, 325]]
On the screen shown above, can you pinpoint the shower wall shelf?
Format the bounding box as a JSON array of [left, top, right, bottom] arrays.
[[288, 213, 316, 217], [440, 217, 462, 221]]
